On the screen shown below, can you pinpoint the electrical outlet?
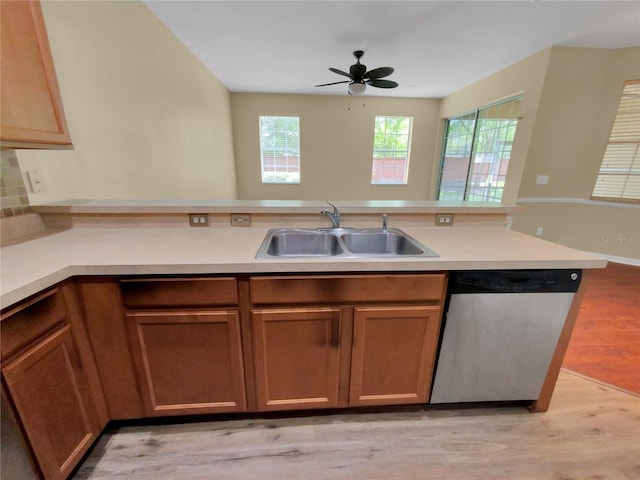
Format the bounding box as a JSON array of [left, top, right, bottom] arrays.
[[188, 214, 209, 227], [435, 214, 454, 226], [230, 214, 251, 226], [536, 226, 544, 236]]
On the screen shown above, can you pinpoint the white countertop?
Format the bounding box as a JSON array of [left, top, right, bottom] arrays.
[[0, 225, 605, 309]]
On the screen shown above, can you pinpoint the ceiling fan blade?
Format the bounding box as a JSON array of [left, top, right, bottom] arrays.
[[329, 67, 352, 78], [367, 79, 399, 89], [365, 66, 394, 80], [315, 80, 350, 87]]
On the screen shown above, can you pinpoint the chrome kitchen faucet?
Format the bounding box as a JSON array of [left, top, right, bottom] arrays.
[[320, 201, 340, 229]]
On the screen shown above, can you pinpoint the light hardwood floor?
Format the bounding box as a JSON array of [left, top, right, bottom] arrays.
[[73, 370, 639, 480]]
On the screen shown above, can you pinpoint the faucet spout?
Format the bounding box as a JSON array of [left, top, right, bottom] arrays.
[[320, 201, 341, 229]]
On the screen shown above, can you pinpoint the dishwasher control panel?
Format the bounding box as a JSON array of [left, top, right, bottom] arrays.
[[451, 269, 582, 294]]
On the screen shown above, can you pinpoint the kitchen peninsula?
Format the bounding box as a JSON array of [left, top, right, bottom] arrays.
[[1, 200, 606, 480]]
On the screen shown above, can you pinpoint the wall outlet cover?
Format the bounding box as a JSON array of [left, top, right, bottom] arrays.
[[188, 214, 209, 227], [435, 214, 454, 226]]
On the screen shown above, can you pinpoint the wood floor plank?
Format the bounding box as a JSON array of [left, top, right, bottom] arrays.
[[73, 371, 640, 480]]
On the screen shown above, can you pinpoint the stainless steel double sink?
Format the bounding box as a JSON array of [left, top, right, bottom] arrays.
[[256, 228, 439, 258]]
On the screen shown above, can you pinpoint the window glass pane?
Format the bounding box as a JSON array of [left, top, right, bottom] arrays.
[[438, 112, 476, 201], [437, 96, 521, 202], [468, 97, 520, 202], [259, 116, 300, 184], [592, 80, 640, 203], [371, 116, 412, 185]]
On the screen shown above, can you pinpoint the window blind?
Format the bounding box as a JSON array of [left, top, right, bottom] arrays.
[[591, 80, 640, 203]]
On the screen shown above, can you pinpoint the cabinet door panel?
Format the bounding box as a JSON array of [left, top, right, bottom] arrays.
[[252, 308, 341, 411], [350, 306, 442, 407], [0, 0, 71, 147], [2, 325, 100, 480], [127, 311, 246, 416]]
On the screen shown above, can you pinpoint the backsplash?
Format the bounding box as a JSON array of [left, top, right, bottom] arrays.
[[1, 150, 30, 218]]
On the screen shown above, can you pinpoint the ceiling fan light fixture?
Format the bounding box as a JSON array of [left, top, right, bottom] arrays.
[[348, 82, 366, 95]]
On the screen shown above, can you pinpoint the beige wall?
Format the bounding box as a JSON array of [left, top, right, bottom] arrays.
[[16, 0, 237, 203], [231, 94, 440, 200], [512, 47, 640, 260]]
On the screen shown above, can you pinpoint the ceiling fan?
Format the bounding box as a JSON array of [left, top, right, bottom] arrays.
[[315, 50, 398, 95]]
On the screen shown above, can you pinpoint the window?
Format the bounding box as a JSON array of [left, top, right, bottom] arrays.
[[437, 96, 521, 202], [259, 116, 300, 184], [371, 116, 413, 184], [591, 80, 640, 204]]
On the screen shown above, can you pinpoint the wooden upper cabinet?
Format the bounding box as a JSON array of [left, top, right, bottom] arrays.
[[1, 0, 72, 148]]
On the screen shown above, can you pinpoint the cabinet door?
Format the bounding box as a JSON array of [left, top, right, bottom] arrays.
[[2, 325, 102, 480], [252, 308, 341, 411], [127, 311, 247, 416], [0, 0, 71, 147], [350, 306, 442, 407]]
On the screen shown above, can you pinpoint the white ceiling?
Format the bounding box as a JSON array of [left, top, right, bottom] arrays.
[[144, 1, 640, 98]]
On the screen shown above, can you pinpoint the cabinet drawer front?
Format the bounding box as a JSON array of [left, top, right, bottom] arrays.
[[250, 274, 447, 305], [1, 288, 66, 361], [121, 278, 238, 308]]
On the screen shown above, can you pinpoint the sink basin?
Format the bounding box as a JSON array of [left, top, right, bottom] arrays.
[[256, 228, 438, 259], [341, 231, 425, 255], [263, 230, 343, 257]]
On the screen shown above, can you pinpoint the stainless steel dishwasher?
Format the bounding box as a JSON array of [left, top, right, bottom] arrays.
[[430, 269, 581, 403]]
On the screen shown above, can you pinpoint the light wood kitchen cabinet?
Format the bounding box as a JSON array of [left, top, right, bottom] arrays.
[[121, 278, 247, 417], [1, 0, 72, 148], [249, 273, 447, 410], [251, 308, 342, 411], [349, 306, 442, 406], [1, 286, 107, 480]]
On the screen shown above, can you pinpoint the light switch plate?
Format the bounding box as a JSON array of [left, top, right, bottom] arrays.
[[536, 175, 549, 185], [26, 170, 45, 193], [230, 214, 251, 226]]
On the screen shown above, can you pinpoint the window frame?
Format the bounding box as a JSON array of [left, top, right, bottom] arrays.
[[370, 115, 413, 185], [436, 95, 521, 203], [258, 115, 301, 185]]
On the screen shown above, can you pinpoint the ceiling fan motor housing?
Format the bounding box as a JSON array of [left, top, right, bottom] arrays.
[[350, 50, 366, 80], [315, 50, 398, 93]]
